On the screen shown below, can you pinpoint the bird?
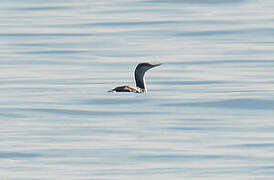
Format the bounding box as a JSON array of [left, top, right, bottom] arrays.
[[108, 62, 161, 93]]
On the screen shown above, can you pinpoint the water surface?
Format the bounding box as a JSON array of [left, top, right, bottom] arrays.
[[1, 0, 274, 179]]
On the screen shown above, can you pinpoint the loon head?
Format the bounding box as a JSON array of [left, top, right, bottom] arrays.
[[134, 62, 161, 90], [136, 62, 161, 73]]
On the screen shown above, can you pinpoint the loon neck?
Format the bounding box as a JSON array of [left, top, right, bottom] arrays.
[[134, 62, 161, 92], [135, 70, 146, 90]]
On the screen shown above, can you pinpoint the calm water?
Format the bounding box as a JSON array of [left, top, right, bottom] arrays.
[[1, 0, 274, 179]]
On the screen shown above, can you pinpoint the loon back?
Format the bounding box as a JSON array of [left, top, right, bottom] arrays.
[[107, 86, 144, 93], [108, 62, 161, 93]]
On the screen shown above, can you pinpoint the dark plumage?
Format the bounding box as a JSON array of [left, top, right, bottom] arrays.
[[108, 62, 161, 93]]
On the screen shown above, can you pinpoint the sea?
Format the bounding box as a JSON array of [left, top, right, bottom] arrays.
[[1, 0, 274, 179]]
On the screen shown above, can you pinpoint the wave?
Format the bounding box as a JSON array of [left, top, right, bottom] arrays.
[[162, 98, 274, 110]]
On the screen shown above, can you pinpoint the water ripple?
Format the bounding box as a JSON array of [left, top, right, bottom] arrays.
[[2, 108, 158, 116], [155, 80, 226, 86], [136, 154, 248, 161], [227, 143, 274, 148], [0, 33, 93, 37], [162, 98, 274, 110], [0, 152, 41, 159], [142, 0, 244, 4], [170, 60, 274, 65]]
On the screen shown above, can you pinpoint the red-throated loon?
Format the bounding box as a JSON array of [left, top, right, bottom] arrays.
[[108, 62, 161, 93]]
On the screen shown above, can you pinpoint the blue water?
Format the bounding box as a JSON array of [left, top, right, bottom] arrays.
[[1, 0, 274, 179]]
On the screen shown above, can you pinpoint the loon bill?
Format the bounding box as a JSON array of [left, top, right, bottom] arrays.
[[108, 62, 161, 93]]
